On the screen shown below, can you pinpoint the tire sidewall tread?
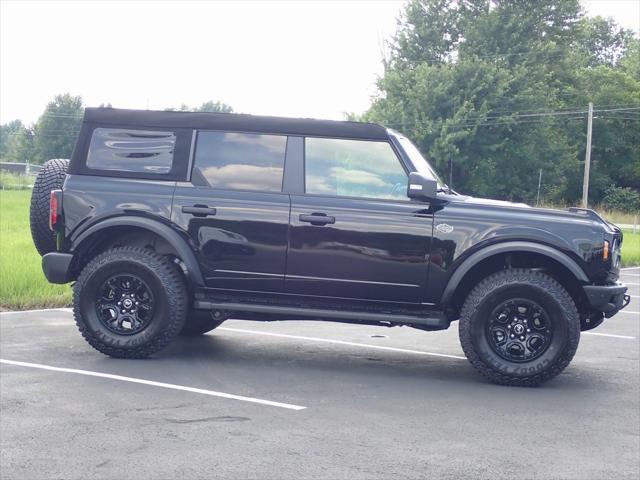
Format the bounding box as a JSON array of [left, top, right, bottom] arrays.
[[459, 268, 580, 386], [73, 246, 187, 358], [29, 159, 69, 256]]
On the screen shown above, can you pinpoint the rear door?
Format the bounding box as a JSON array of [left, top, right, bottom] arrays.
[[172, 131, 291, 293], [286, 137, 433, 304]]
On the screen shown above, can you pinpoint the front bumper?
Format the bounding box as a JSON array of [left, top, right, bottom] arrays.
[[583, 283, 630, 318], [42, 252, 73, 284]]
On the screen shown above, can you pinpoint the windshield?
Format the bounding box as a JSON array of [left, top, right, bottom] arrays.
[[389, 130, 444, 189]]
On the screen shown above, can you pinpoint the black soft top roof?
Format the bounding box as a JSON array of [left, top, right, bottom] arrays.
[[83, 107, 389, 140]]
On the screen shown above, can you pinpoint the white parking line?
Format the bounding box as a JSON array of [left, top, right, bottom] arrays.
[[582, 332, 637, 340], [0, 359, 306, 411], [618, 310, 639, 315], [621, 267, 639, 272], [0, 308, 71, 315], [219, 327, 467, 360], [622, 282, 639, 286]]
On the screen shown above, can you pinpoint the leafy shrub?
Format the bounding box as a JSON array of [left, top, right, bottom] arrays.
[[602, 185, 640, 214]]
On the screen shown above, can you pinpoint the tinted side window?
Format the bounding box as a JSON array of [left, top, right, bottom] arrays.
[[193, 132, 287, 192], [305, 137, 407, 199], [87, 128, 175, 174]]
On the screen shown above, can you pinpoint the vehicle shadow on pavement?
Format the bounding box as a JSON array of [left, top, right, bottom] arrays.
[[138, 332, 599, 393]]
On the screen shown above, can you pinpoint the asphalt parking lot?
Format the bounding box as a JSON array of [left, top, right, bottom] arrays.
[[1, 268, 639, 480]]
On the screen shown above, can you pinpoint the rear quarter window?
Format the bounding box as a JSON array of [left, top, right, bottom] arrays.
[[86, 128, 176, 174]]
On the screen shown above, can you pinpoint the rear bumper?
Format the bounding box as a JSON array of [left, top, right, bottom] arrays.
[[583, 283, 630, 318], [42, 252, 73, 284]]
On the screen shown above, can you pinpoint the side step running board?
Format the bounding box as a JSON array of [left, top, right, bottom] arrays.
[[194, 300, 449, 330]]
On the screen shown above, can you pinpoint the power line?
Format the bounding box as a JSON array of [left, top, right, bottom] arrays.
[[381, 105, 640, 128], [594, 107, 640, 113], [487, 103, 640, 114], [4, 106, 639, 136], [21, 104, 639, 122], [382, 116, 589, 129]]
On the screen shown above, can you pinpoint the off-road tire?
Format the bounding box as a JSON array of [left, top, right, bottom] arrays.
[[459, 269, 580, 386], [29, 158, 69, 256], [73, 247, 188, 358], [181, 310, 230, 336]]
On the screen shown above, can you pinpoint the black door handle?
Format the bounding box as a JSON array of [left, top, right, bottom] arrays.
[[182, 205, 217, 217], [299, 213, 335, 226]]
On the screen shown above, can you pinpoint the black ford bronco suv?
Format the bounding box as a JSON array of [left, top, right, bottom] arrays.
[[30, 107, 630, 386]]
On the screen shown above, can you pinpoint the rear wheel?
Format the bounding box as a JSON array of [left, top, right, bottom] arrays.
[[73, 247, 187, 358], [181, 309, 230, 336], [459, 269, 580, 386], [29, 158, 69, 256]]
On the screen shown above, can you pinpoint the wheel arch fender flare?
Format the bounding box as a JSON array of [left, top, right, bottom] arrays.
[[71, 216, 205, 287], [441, 241, 589, 305]]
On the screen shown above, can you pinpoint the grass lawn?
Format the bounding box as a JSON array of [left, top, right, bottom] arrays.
[[0, 190, 71, 310], [0, 189, 638, 310], [621, 227, 640, 267]]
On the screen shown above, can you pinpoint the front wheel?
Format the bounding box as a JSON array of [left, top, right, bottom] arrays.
[[459, 269, 580, 386], [73, 247, 188, 358]]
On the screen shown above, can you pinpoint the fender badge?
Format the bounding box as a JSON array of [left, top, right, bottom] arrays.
[[435, 223, 454, 234]]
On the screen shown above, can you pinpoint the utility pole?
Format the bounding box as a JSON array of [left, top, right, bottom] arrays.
[[581, 102, 593, 208], [536, 169, 542, 207]]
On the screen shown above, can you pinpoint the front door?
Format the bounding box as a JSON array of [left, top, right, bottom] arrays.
[[172, 130, 290, 293], [286, 136, 433, 304]]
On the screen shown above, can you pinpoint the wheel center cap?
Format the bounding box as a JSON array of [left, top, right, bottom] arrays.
[[513, 323, 525, 335], [122, 298, 133, 309]]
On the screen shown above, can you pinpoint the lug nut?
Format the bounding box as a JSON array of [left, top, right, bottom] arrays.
[[510, 334, 515, 338], [527, 328, 531, 332], [520, 336, 525, 340]]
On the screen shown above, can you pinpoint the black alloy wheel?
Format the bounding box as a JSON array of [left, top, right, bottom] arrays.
[[96, 274, 155, 335], [486, 299, 552, 363]]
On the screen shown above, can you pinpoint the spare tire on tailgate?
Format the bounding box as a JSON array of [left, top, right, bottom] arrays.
[[30, 159, 69, 256]]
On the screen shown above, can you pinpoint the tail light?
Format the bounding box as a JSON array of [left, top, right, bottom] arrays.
[[49, 189, 62, 231]]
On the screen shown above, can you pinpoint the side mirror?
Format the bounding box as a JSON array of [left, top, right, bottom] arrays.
[[407, 172, 438, 201]]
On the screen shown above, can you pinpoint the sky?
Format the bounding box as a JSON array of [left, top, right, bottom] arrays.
[[1, 0, 638, 126]]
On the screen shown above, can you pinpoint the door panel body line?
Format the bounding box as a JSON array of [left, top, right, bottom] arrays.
[[286, 194, 433, 303], [172, 186, 291, 293]]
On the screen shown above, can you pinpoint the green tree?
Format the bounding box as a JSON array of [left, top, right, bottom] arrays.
[[574, 16, 635, 67], [196, 100, 233, 113], [619, 37, 640, 85], [366, 0, 639, 205], [33, 93, 83, 163], [165, 100, 233, 113], [8, 128, 37, 164], [0, 119, 27, 160]]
